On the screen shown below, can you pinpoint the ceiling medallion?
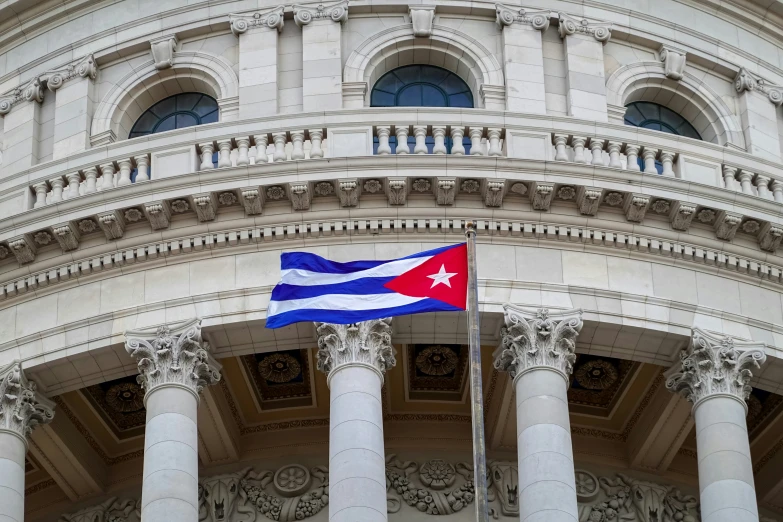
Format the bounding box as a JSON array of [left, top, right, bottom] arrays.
[[574, 360, 618, 390], [259, 353, 302, 383], [104, 382, 145, 413], [415, 345, 459, 376]]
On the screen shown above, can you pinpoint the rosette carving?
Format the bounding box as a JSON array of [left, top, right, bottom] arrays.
[[495, 306, 583, 381], [124, 318, 221, 397], [315, 319, 396, 380], [0, 361, 55, 439], [666, 328, 766, 407]]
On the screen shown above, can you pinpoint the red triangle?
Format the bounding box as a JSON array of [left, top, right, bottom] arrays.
[[384, 244, 468, 310]]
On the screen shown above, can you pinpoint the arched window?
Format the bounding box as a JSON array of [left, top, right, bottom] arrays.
[[129, 93, 219, 139], [624, 102, 701, 140], [371, 65, 473, 108]]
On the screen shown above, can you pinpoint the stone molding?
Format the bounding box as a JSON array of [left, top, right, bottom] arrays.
[[0, 361, 55, 441], [0, 76, 45, 115], [230, 6, 285, 35], [315, 319, 396, 384], [293, 0, 348, 26], [124, 318, 221, 400], [666, 328, 767, 409], [557, 12, 611, 42], [735, 68, 783, 106], [149, 35, 177, 70], [495, 305, 584, 383], [60, 497, 138, 522], [658, 44, 687, 81], [42, 54, 97, 93], [495, 4, 550, 31], [410, 5, 436, 37]]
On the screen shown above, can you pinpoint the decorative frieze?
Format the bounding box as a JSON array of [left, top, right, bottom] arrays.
[[669, 202, 696, 231], [530, 182, 554, 211], [495, 306, 583, 381], [230, 6, 285, 35], [0, 361, 55, 439], [557, 13, 611, 42], [576, 187, 602, 216], [714, 210, 743, 240], [150, 35, 178, 70], [52, 223, 81, 252], [623, 194, 651, 222], [436, 177, 456, 205], [315, 319, 395, 380], [97, 210, 125, 240], [337, 179, 359, 207], [7, 235, 37, 264], [191, 193, 218, 222], [293, 0, 348, 26], [125, 319, 221, 396], [666, 328, 766, 406], [409, 5, 435, 37], [735, 68, 783, 106], [495, 4, 550, 30], [289, 182, 312, 211], [658, 44, 687, 81]]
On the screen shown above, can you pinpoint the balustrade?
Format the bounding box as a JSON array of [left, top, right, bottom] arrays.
[[373, 125, 503, 156]]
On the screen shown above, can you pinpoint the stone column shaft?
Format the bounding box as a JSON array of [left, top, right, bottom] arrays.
[[316, 319, 395, 522], [495, 306, 583, 522], [667, 328, 767, 522]]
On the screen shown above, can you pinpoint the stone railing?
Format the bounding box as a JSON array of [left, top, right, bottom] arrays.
[[372, 125, 503, 156]]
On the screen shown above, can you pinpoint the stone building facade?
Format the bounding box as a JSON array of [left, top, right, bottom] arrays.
[[3, 0, 783, 521]]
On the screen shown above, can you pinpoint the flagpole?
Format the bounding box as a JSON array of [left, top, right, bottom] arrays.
[[465, 221, 489, 522]]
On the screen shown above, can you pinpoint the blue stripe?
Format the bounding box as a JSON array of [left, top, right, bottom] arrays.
[[280, 243, 464, 274], [265, 299, 463, 328], [271, 277, 395, 300]]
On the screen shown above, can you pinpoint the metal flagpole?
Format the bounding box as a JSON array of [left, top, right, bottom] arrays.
[[465, 220, 489, 522]]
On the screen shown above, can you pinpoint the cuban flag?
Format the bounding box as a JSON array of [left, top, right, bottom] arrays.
[[265, 243, 468, 328]]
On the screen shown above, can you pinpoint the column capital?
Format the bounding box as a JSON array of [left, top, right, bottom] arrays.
[[666, 328, 767, 409], [735, 67, 783, 106], [495, 306, 583, 383], [495, 4, 550, 31], [0, 361, 55, 442], [230, 6, 285, 35], [43, 54, 97, 92], [315, 319, 396, 384], [125, 318, 221, 400], [294, 0, 348, 26], [557, 12, 611, 42]]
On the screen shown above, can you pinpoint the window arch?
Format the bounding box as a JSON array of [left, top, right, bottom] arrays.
[[371, 65, 474, 108], [624, 102, 701, 140], [129, 93, 219, 139]]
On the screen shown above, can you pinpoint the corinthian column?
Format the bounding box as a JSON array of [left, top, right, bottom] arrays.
[[0, 361, 55, 522], [315, 319, 396, 522], [666, 329, 767, 522], [494, 306, 583, 522], [125, 319, 221, 522]]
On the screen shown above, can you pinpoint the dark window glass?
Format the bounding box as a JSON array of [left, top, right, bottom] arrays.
[[624, 101, 701, 173], [129, 93, 219, 139], [370, 65, 474, 108]]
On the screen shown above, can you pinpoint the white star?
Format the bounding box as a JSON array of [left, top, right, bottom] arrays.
[[427, 264, 458, 289]]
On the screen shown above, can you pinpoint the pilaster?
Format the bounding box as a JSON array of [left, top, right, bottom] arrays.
[[735, 68, 782, 162], [45, 55, 97, 160]]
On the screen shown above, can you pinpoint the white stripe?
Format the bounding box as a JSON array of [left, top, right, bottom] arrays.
[[280, 256, 432, 286], [268, 293, 426, 315]]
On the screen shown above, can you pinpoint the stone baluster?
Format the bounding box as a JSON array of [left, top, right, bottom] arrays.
[[134, 154, 150, 182], [607, 141, 623, 168], [589, 138, 605, 166], [117, 158, 133, 186], [253, 135, 269, 164], [290, 130, 306, 160], [771, 180, 783, 203], [625, 144, 640, 171], [198, 142, 215, 170], [450, 126, 465, 155], [376, 126, 392, 155], [487, 128, 503, 157], [0, 361, 55, 522], [413, 126, 428, 154], [64, 172, 81, 199], [316, 319, 396, 522], [495, 306, 583, 522], [125, 319, 221, 522], [738, 170, 755, 195], [98, 162, 116, 190], [469, 128, 484, 156], [641, 148, 658, 174], [571, 137, 587, 164], [667, 329, 766, 522], [722, 166, 738, 191], [32, 182, 48, 208], [755, 175, 772, 199], [83, 167, 98, 194], [48, 176, 65, 203], [660, 151, 676, 177], [553, 134, 569, 161], [432, 126, 447, 155], [272, 133, 288, 162], [235, 137, 251, 166], [395, 125, 410, 155], [309, 129, 324, 158], [216, 139, 233, 168]]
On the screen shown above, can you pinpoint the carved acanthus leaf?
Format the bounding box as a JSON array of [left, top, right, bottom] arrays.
[[8, 234, 37, 264], [52, 222, 80, 252], [669, 202, 696, 231], [191, 193, 218, 222], [315, 319, 396, 379], [758, 223, 783, 252], [0, 361, 55, 438], [714, 210, 742, 241], [529, 182, 554, 211], [623, 194, 651, 223], [289, 182, 311, 211], [576, 187, 602, 216], [144, 201, 172, 230], [387, 178, 407, 205], [337, 179, 360, 207], [484, 180, 506, 207], [436, 178, 456, 205]]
